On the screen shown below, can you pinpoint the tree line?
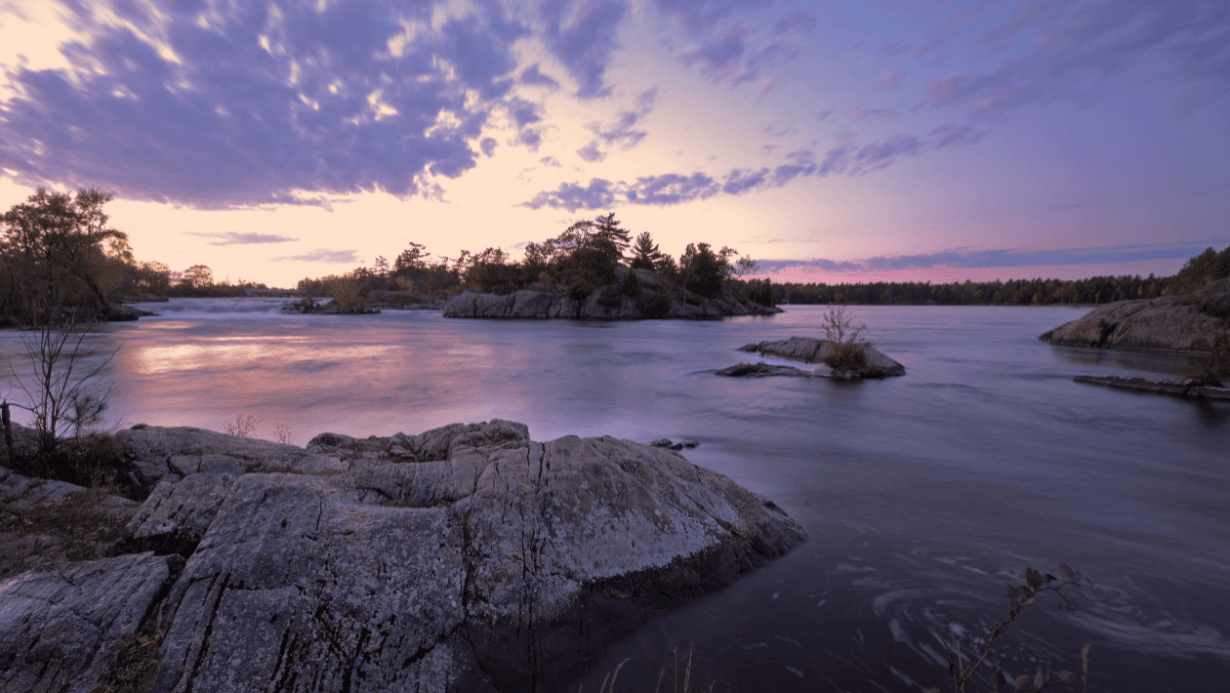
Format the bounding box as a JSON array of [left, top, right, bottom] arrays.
[[296, 213, 761, 311], [0, 189, 273, 326], [726, 246, 1230, 307]]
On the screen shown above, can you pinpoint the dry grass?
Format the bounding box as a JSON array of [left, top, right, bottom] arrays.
[[584, 649, 715, 693]]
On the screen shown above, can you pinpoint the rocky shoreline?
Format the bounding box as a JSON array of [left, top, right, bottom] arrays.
[[444, 268, 780, 320], [1039, 277, 1230, 351], [0, 421, 805, 693]]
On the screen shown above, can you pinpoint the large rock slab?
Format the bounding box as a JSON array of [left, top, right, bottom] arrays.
[[0, 552, 179, 693], [5, 420, 803, 693], [152, 473, 468, 693], [738, 337, 907, 376], [1040, 277, 1230, 352]]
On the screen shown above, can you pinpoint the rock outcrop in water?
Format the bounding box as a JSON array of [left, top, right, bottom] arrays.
[[0, 421, 805, 693], [444, 268, 781, 320], [1073, 375, 1230, 400], [736, 336, 908, 377], [1039, 277, 1230, 351]]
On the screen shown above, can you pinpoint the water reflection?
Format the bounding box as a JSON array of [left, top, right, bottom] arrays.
[[86, 301, 1230, 691]]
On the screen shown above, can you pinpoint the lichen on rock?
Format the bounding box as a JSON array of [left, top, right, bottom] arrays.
[[1, 420, 806, 693]]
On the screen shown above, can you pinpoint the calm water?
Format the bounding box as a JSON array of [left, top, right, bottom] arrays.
[[4, 299, 1227, 692]]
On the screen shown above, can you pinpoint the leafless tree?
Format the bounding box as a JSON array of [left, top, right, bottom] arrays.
[[7, 308, 116, 453]]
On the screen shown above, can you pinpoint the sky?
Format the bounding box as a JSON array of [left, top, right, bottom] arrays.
[[0, 0, 1227, 289]]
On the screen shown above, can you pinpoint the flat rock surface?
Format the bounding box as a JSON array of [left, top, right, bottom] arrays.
[[1040, 277, 1230, 352], [2, 420, 806, 693]]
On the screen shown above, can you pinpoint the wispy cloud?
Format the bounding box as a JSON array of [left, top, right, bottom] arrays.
[[538, 0, 628, 98], [754, 242, 1230, 274], [575, 88, 657, 163], [188, 231, 297, 246], [526, 123, 982, 210], [877, 69, 906, 90], [272, 249, 360, 263], [923, 0, 1230, 117], [847, 105, 900, 122]]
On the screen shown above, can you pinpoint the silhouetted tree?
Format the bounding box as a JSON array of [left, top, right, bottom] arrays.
[[630, 232, 665, 271]]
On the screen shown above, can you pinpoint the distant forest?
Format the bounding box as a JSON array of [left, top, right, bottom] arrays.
[[740, 245, 1230, 306], [299, 222, 1230, 309]]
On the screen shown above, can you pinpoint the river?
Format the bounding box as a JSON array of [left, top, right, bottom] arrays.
[[4, 299, 1227, 692]]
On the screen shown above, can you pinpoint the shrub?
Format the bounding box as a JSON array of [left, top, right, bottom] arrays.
[[1193, 332, 1230, 386], [820, 305, 888, 377], [929, 564, 1089, 693], [825, 341, 869, 372], [597, 285, 623, 309], [643, 289, 672, 319], [621, 269, 641, 297]]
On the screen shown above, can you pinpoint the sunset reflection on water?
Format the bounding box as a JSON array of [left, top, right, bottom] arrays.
[[21, 297, 1229, 693]]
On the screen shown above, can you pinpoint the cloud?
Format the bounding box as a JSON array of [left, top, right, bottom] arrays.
[[774, 8, 820, 35], [763, 122, 796, 137], [851, 134, 922, 174], [847, 105, 900, 122], [754, 241, 1230, 274], [877, 69, 906, 90], [929, 122, 985, 149], [876, 42, 909, 59], [272, 249, 360, 263], [575, 87, 656, 162], [538, 0, 628, 98], [519, 63, 560, 89], [522, 178, 617, 211], [480, 137, 498, 157], [923, 0, 1230, 117], [525, 123, 987, 210], [187, 231, 297, 246], [679, 23, 758, 88], [657, 0, 808, 91], [540, 156, 562, 167], [577, 141, 605, 162], [0, 0, 530, 208]]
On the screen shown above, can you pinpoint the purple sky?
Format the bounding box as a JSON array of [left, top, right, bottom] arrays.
[[1, 0, 1227, 288]]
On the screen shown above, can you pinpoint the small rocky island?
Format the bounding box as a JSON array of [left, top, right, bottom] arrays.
[[0, 421, 805, 693], [719, 337, 908, 379], [445, 267, 779, 320]]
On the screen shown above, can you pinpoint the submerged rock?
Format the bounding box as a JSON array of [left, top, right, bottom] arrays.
[[1073, 375, 1230, 400], [2, 420, 805, 693], [716, 362, 808, 378], [736, 337, 907, 377], [1039, 277, 1230, 352]]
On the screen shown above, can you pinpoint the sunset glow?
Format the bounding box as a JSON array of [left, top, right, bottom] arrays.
[[2, 0, 1227, 288]]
